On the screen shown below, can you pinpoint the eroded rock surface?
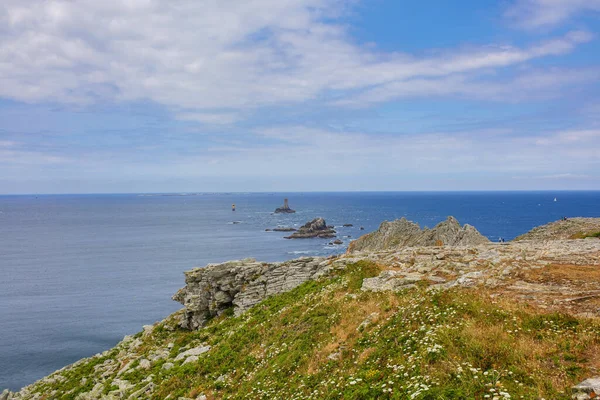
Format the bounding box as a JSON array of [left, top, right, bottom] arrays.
[[357, 239, 600, 317], [347, 216, 489, 253], [172, 256, 331, 329]]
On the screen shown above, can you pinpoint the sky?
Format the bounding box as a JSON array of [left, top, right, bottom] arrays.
[[1, 0, 600, 194]]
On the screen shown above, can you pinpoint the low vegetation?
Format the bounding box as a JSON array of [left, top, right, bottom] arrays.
[[24, 261, 600, 399], [569, 231, 600, 240]]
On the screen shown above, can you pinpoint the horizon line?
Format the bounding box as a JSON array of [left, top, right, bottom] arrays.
[[2, 189, 600, 196]]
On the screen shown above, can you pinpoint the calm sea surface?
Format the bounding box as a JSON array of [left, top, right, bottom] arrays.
[[1, 191, 599, 390]]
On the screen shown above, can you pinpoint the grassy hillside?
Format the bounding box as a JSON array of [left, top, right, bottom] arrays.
[[23, 261, 600, 399]]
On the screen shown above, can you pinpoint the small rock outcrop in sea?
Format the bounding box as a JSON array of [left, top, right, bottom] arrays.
[[273, 227, 296, 232], [274, 198, 296, 214], [284, 217, 336, 239], [515, 217, 600, 241], [347, 216, 489, 253], [172, 257, 332, 329]]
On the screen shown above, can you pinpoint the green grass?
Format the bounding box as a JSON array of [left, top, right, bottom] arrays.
[[569, 231, 600, 239], [26, 261, 600, 400]]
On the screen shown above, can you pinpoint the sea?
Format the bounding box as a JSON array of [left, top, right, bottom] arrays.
[[1, 191, 599, 391]]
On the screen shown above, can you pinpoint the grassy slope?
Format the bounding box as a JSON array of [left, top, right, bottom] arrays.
[[30, 261, 600, 400]]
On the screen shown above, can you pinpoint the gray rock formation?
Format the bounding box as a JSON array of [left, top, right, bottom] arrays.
[[285, 217, 336, 239], [274, 198, 296, 213], [1, 390, 13, 400], [273, 227, 296, 232], [172, 257, 330, 329], [572, 377, 600, 400], [347, 216, 489, 253]]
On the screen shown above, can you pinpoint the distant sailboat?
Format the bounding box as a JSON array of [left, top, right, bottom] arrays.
[[554, 197, 557, 202]]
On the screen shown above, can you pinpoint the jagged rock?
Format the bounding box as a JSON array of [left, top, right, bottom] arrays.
[[162, 362, 174, 371], [572, 377, 600, 399], [333, 239, 343, 245], [1, 390, 13, 400], [138, 359, 151, 370], [285, 218, 336, 239], [348, 216, 489, 253], [274, 198, 296, 213], [77, 382, 104, 399], [174, 345, 211, 361], [129, 382, 155, 399], [173, 256, 330, 329]]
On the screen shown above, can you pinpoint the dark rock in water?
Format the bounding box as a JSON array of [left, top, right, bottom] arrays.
[[232, 221, 241, 224], [274, 198, 296, 214], [285, 218, 336, 239], [273, 227, 297, 232], [343, 224, 353, 227], [333, 239, 343, 245], [360, 227, 365, 230], [265, 229, 272, 232]]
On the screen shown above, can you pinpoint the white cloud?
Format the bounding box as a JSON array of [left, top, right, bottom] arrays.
[[334, 67, 600, 107], [0, 1, 593, 118], [176, 112, 240, 125], [506, 0, 600, 28], [535, 129, 600, 145]]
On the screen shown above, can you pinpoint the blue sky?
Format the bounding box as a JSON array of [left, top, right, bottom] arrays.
[[1, 0, 599, 193]]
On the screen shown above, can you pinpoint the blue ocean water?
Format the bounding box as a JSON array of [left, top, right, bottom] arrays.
[[0, 191, 598, 391]]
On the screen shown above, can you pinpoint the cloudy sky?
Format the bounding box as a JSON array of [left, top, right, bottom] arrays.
[[1, 0, 599, 193]]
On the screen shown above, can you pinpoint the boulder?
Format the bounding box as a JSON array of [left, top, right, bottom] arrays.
[[572, 377, 600, 400], [285, 218, 336, 239], [174, 345, 211, 361]]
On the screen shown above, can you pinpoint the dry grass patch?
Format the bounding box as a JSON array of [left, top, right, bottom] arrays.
[[521, 263, 600, 284]]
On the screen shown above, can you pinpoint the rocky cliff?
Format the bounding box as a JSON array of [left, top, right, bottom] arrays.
[[347, 216, 489, 253], [4, 218, 600, 400], [172, 256, 333, 329], [515, 217, 600, 241]]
